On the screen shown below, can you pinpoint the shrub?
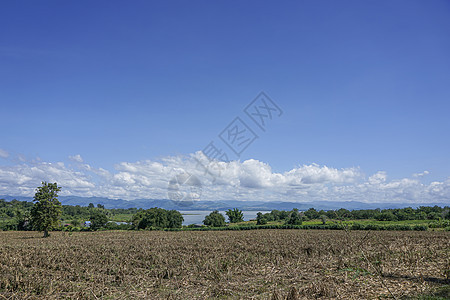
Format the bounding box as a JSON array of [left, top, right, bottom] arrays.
[[71, 219, 81, 227], [413, 225, 428, 231], [365, 224, 381, 230], [203, 210, 226, 227], [256, 212, 267, 225], [105, 222, 132, 230], [132, 208, 183, 229], [351, 223, 365, 230], [226, 208, 244, 223], [89, 210, 108, 231], [375, 212, 398, 221], [285, 208, 303, 225], [429, 220, 450, 228]]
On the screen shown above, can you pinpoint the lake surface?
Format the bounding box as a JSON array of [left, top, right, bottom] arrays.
[[179, 210, 271, 225]]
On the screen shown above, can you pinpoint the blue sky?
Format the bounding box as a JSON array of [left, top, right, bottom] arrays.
[[1, 1, 450, 203]]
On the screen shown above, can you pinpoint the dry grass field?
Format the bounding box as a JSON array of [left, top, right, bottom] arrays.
[[0, 230, 449, 299]]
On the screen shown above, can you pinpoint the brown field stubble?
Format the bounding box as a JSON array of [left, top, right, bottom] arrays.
[[0, 230, 448, 299]]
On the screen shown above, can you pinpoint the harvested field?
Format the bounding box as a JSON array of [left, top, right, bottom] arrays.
[[0, 230, 448, 299]]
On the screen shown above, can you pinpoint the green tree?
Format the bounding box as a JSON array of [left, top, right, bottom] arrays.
[[416, 211, 427, 220], [203, 210, 226, 227], [395, 210, 409, 221], [131, 210, 147, 229], [167, 210, 184, 228], [336, 208, 351, 219], [304, 208, 319, 220], [375, 211, 397, 221], [90, 210, 108, 230], [270, 209, 282, 221], [442, 208, 450, 220], [256, 212, 267, 225], [226, 208, 244, 223], [30, 182, 62, 237], [285, 208, 302, 225], [15, 210, 31, 231], [70, 219, 81, 227], [131, 208, 183, 229]]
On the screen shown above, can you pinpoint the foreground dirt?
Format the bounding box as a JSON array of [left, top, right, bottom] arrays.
[[0, 230, 448, 299]]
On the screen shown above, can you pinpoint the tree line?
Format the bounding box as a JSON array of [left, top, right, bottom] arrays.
[[1, 182, 449, 235], [301, 206, 450, 221]]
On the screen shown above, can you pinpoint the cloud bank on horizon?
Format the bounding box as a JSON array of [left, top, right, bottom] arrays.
[[0, 151, 448, 204]]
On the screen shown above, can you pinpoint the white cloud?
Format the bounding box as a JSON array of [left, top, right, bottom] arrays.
[[0, 152, 449, 204], [0, 161, 94, 196], [0, 149, 9, 158], [69, 154, 84, 163], [284, 163, 361, 185], [368, 171, 387, 184], [413, 170, 430, 178]]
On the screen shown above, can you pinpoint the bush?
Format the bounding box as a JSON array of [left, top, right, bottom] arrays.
[[132, 208, 183, 229], [285, 208, 302, 225], [256, 212, 267, 225], [351, 223, 365, 230], [375, 212, 398, 221], [365, 224, 381, 230], [429, 220, 450, 228], [413, 225, 428, 231], [203, 210, 226, 227], [62, 225, 73, 232], [70, 219, 81, 227], [0, 220, 17, 231], [89, 210, 108, 231], [105, 222, 132, 230], [226, 208, 244, 223]]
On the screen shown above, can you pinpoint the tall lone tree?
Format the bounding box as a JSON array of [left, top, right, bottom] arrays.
[[31, 182, 62, 237]]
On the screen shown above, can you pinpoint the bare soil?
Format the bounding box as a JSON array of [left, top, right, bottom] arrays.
[[0, 230, 448, 299]]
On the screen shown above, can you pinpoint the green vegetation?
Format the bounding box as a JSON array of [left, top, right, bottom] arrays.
[[301, 206, 450, 221], [203, 210, 226, 227], [225, 208, 244, 223], [164, 223, 430, 232], [30, 182, 62, 237], [131, 207, 183, 229], [1, 186, 450, 233], [256, 212, 267, 225], [0, 197, 136, 232], [285, 208, 303, 225], [89, 210, 108, 231]]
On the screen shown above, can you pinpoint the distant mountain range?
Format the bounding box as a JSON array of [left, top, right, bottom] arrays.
[[1, 195, 448, 211]]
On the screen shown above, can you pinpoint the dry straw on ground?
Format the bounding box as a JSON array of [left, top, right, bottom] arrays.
[[0, 230, 448, 299]]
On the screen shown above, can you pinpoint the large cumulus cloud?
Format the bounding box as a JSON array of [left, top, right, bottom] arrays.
[[0, 152, 449, 204]]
